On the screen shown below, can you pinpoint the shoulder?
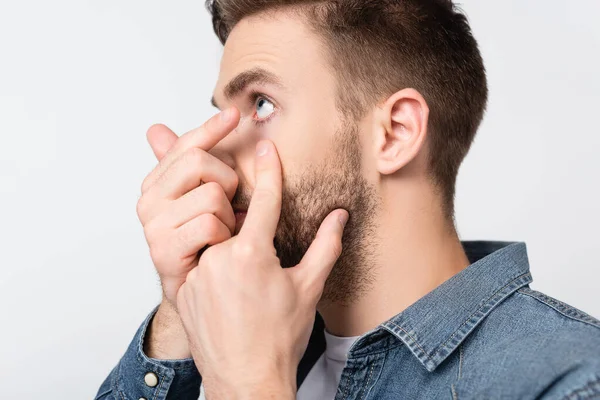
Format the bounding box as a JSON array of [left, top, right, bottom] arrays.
[[515, 287, 600, 331], [453, 286, 600, 399], [473, 285, 600, 352]]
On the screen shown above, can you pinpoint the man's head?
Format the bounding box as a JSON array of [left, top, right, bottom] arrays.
[[207, 0, 487, 305]]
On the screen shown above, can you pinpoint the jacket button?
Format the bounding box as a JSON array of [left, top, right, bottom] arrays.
[[139, 398, 148, 400], [144, 372, 158, 387]]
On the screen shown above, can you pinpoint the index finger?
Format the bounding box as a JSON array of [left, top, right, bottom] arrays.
[[143, 107, 240, 193], [238, 140, 282, 243]]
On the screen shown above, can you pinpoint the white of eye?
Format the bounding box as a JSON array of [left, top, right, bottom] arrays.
[[256, 98, 275, 119]]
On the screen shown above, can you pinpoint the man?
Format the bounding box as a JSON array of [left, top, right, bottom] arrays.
[[95, 1, 600, 399]]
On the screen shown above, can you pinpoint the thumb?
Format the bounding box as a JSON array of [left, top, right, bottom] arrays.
[[146, 123, 179, 161], [290, 209, 349, 304]]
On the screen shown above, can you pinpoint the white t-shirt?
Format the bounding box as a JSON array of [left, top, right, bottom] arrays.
[[198, 328, 360, 400], [296, 329, 360, 399]]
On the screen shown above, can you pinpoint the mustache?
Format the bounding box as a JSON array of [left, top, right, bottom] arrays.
[[231, 186, 253, 212]]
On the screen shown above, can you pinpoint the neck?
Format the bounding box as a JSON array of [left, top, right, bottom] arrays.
[[317, 180, 470, 337]]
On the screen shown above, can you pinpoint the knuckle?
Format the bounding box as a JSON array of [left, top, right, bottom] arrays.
[[331, 239, 343, 259], [200, 213, 221, 238], [232, 240, 257, 259], [142, 219, 159, 244], [224, 171, 239, 197], [140, 176, 150, 194], [136, 196, 148, 221], [230, 170, 239, 188], [185, 266, 200, 283], [141, 168, 160, 194], [152, 169, 169, 189], [202, 182, 225, 205], [200, 245, 217, 264], [174, 230, 193, 256], [187, 147, 205, 168], [149, 245, 167, 268]]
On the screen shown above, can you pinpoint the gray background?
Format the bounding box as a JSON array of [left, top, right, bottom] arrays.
[[0, 1, 598, 398]]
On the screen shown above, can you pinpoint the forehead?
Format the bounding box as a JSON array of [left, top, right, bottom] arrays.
[[214, 11, 332, 100]]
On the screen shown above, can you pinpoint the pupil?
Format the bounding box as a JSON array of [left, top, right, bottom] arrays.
[[258, 99, 265, 108]]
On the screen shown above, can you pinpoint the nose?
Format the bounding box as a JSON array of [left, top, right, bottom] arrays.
[[209, 125, 261, 171], [208, 147, 236, 170], [208, 126, 261, 194]]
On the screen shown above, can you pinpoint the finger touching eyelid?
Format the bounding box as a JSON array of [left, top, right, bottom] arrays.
[[231, 94, 278, 131], [233, 116, 250, 134]]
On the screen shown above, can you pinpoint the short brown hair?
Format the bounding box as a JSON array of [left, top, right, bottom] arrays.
[[205, 0, 488, 220]]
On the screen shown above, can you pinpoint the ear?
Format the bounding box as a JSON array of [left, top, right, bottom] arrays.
[[372, 88, 429, 175]]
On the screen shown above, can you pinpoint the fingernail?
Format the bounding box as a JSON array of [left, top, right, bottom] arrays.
[[220, 108, 232, 122], [338, 211, 349, 229], [256, 141, 269, 157]]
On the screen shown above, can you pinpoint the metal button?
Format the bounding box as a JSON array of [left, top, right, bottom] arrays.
[[139, 398, 147, 400], [144, 371, 158, 387]]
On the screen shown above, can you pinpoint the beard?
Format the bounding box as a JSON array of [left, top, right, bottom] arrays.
[[231, 119, 381, 306]]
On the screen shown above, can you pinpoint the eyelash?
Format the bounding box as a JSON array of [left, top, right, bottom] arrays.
[[248, 91, 277, 127]]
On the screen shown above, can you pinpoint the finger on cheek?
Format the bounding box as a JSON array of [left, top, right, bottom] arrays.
[[254, 140, 281, 185], [336, 210, 349, 231], [255, 140, 273, 169]]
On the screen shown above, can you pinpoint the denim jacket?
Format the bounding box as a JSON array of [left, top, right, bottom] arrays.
[[95, 241, 600, 399]]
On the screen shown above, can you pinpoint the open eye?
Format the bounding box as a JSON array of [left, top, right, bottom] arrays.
[[255, 97, 275, 121]]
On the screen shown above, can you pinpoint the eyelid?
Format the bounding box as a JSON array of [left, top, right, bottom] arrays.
[[250, 91, 276, 109]]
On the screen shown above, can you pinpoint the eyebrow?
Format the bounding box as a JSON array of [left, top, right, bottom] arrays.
[[211, 68, 284, 110]]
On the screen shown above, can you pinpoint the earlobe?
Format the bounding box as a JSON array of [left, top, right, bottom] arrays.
[[373, 88, 429, 175]]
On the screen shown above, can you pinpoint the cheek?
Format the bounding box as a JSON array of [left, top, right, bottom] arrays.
[[265, 114, 335, 171], [255, 121, 277, 141]]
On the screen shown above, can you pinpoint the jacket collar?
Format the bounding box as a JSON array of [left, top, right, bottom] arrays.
[[371, 241, 532, 372]]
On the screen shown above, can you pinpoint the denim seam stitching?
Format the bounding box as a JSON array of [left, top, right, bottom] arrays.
[[451, 384, 459, 400], [432, 272, 532, 360], [384, 321, 429, 362], [519, 287, 595, 320], [386, 272, 530, 368], [364, 351, 388, 400], [340, 360, 356, 400], [351, 341, 404, 358], [517, 288, 600, 330], [116, 360, 126, 400], [153, 375, 167, 400], [458, 344, 463, 380], [359, 359, 376, 400]]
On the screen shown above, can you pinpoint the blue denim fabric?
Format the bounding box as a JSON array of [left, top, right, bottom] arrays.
[[95, 241, 600, 399]]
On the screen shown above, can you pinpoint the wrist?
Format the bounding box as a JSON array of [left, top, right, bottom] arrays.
[[207, 364, 297, 400], [237, 383, 296, 400], [144, 300, 192, 359], [208, 380, 296, 400]]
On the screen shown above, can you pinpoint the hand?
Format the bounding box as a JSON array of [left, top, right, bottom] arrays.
[[176, 140, 349, 399], [137, 108, 241, 307], [137, 108, 241, 359]]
